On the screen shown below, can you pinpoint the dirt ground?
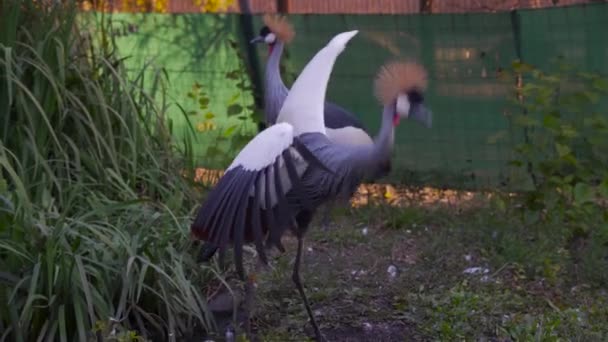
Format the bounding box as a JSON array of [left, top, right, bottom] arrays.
[[200, 188, 608, 342]]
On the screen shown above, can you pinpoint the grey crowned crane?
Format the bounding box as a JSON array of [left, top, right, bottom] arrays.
[[191, 29, 432, 341], [250, 15, 374, 146], [251, 15, 432, 227]]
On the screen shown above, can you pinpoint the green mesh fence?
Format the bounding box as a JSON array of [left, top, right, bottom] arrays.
[[80, 13, 260, 169], [92, 3, 608, 190]]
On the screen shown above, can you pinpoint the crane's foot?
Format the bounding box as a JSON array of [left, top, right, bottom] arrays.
[[310, 325, 327, 342]]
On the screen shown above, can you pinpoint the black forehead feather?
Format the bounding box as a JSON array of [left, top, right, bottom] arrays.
[[407, 90, 424, 104], [259, 26, 271, 36]]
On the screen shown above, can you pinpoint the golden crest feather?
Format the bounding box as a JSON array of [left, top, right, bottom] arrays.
[[262, 14, 295, 43], [374, 61, 428, 105]]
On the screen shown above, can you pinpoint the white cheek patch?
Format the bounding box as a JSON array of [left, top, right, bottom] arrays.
[[264, 33, 276, 44], [396, 94, 410, 118]]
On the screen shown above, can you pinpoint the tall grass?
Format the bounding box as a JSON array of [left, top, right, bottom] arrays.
[[0, 1, 217, 340]]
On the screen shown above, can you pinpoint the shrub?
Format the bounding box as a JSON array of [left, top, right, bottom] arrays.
[[498, 59, 608, 284], [0, 1, 218, 340]]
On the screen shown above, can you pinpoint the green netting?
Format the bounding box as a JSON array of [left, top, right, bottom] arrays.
[[91, 3, 608, 190], [80, 13, 259, 169]]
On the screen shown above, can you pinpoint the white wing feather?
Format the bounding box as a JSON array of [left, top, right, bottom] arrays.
[[227, 123, 295, 172], [277, 30, 359, 136]]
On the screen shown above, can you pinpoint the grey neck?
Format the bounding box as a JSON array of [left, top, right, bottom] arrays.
[[372, 104, 396, 161], [348, 104, 395, 174], [264, 41, 289, 124]]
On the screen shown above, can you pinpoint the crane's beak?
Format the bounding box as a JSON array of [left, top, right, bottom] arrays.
[[409, 103, 433, 128], [250, 36, 264, 44]]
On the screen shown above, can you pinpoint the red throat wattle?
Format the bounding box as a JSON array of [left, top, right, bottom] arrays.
[[392, 113, 400, 126]]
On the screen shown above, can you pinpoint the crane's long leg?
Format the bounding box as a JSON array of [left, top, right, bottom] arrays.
[[292, 235, 324, 341], [233, 250, 253, 340], [242, 276, 254, 339]]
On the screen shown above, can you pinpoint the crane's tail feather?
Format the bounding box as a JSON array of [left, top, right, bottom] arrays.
[[197, 243, 218, 263]]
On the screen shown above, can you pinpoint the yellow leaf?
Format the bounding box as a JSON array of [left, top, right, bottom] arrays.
[[384, 185, 396, 199]]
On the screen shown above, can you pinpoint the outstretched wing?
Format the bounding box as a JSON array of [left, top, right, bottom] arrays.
[[191, 123, 333, 278]]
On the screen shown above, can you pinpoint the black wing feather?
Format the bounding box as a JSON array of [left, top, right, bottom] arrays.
[[265, 158, 291, 251], [249, 173, 268, 265], [208, 172, 243, 244], [282, 149, 314, 211], [218, 173, 257, 249], [263, 165, 283, 252], [192, 170, 239, 242], [232, 173, 257, 280], [292, 138, 336, 175]]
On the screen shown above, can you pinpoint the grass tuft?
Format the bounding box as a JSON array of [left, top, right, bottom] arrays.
[[0, 1, 219, 340]]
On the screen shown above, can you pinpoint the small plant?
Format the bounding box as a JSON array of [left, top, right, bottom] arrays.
[[186, 38, 258, 168], [495, 59, 608, 283], [0, 2, 219, 340]]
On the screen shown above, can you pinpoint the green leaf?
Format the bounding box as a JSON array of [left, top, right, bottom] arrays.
[[541, 74, 560, 84], [577, 72, 596, 80], [508, 160, 524, 167], [227, 104, 243, 116], [592, 78, 608, 92], [542, 114, 560, 130], [227, 39, 238, 49], [555, 143, 571, 158], [204, 112, 215, 119], [582, 90, 600, 104], [512, 61, 534, 73], [226, 70, 239, 80], [487, 130, 508, 144], [568, 93, 591, 107], [205, 146, 223, 157], [223, 125, 237, 137], [198, 97, 210, 108], [562, 154, 578, 165], [514, 115, 539, 127], [583, 117, 608, 129], [599, 178, 608, 199], [560, 124, 578, 138], [573, 182, 594, 205], [227, 93, 240, 105]]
